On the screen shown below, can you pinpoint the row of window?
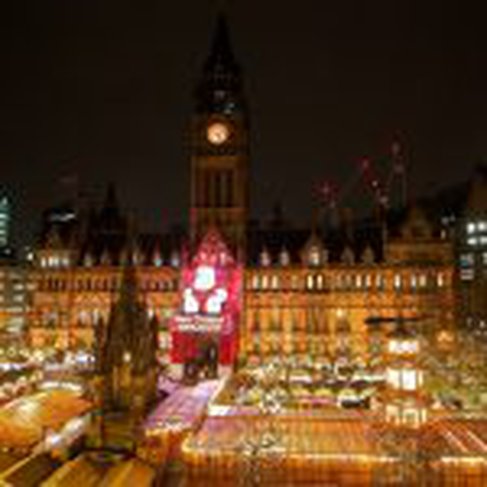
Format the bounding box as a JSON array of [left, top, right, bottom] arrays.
[[248, 322, 336, 334], [39, 253, 181, 269], [39, 256, 70, 268], [0, 282, 27, 291], [0, 294, 25, 303], [245, 342, 353, 355], [466, 220, 487, 235], [38, 277, 178, 292], [467, 236, 487, 247], [259, 246, 371, 268], [248, 272, 448, 292], [35, 271, 446, 293], [39, 246, 372, 270], [195, 168, 235, 208], [41, 307, 167, 327], [459, 252, 487, 281]]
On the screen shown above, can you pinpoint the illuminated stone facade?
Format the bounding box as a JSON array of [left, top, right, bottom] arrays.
[[28, 16, 457, 373], [29, 203, 456, 374], [240, 216, 455, 365]]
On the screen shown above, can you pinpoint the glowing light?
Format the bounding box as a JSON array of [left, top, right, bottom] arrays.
[[64, 416, 87, 434], [279, 250, 290, 266], [206, 288, 228, 314], [171, 230, 242, 369], [183, 288, 199, 314], [308, 247, 321, 266], [386, 369, 400, 389], [442, 456, 487, 465], [45, 433, 62, 447], [17, 399, 38, 415], [388, 339, 419, 355], [207, 122, 229, 145], [402, 369, 418, 391], [386, 367, 420, 391], [194, 265, 216, 291], [260, 250, 271, 267], [393, 274, 402, 289]]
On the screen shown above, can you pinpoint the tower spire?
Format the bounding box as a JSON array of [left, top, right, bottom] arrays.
[[195, 12, 245, 116], [204, 12, 238, 74], [191, 13, 249, 255]]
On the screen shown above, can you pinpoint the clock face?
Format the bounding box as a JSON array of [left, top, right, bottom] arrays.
[[207, 122, 229, 145]]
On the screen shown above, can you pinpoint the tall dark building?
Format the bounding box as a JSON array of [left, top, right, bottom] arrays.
[[456, 166, 487, 335], [92, 263, 158, 451], [0, 195, 10, 252], [189, 14, 250, 254]]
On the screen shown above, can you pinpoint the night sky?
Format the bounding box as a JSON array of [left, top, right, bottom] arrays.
[[1, 0, 487, 246]]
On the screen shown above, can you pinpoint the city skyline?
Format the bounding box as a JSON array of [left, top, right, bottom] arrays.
[[0, 5, 486, 485]]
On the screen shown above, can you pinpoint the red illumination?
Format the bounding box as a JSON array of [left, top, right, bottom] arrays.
[[361, 157, 370, 171], [170, 229, 242, 367]]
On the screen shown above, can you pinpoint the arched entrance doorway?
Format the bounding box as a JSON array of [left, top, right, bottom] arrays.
[[184, 337, 219, 382]]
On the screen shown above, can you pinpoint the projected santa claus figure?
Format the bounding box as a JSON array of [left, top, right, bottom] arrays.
[[170, 230, 242, 379]]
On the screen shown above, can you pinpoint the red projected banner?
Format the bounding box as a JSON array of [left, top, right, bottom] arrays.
[[170, 230, 242, 367]]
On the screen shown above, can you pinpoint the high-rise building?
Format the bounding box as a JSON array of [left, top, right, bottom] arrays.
[[0, 195, 10, 252], [456, 166, 487, 336], [415, 165, 487, 337], [0, 192, 32, 343], [0, 265, 31, 339]]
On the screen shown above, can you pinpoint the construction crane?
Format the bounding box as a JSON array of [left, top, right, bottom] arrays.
[[315, 136, 409, 215]]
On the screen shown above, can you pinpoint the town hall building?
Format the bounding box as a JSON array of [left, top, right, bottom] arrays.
[[29, 15, 456, 380]]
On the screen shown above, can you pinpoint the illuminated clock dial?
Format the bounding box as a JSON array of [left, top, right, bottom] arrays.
[[207, 122, 229, 145]]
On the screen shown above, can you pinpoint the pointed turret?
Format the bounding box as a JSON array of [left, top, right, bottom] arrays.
[[101, 264, 157, 378], [95, 183, 127, 236], [204, 13, 239, 75], [195, 13, 246, 115], [104, 182, 118, 211], [97, 260, 158, 411], [92, 259, 158, 451]]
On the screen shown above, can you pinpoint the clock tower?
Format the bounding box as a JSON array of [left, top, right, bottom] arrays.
[[189, 14, 249, 255]]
